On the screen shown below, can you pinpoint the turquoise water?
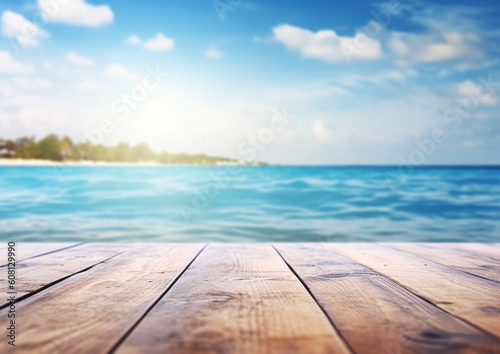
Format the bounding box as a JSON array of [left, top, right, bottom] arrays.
[[0, 166, 499, 242]]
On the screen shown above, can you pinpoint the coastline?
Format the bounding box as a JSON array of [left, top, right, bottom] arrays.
[[0, 159, 250, 166], [0, 159, 163, 166]]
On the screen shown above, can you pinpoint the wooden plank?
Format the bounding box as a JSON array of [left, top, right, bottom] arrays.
[[387, 243, 500, 283], [2, 243, 205, 354], [332, 244, 500, 339], [0, 243, 126, 307], [117, 243, 351, 354], [435, 243, 500, 262], [275, 243, 500, 353], [0, 243, 80, 266]]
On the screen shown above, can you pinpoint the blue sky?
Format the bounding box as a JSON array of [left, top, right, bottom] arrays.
[[0, 0, 499, 164]]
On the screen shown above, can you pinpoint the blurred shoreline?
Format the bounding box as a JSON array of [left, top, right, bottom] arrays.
[[0, 159, 202, 166]]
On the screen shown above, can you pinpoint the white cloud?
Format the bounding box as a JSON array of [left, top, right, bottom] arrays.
[[454, 59, 499, 73], [1, 10, 49, 47], [204, 46, 224, 59], [77, 80, 103, 91], [457, 80, 496, 105], [0, 51, 34, 74], [65, 52, 95, 67], [272, 23, 382, 63], [13, 77, 52, 90], [41, 60, 56, 72], [105, 63, 133, 79], [143, 33, 174, 51], [312, 120, 330, 142], [126, 34, 141, 45], [463, 139, 483, 148], [37, 0, 113, 27], [336, 70, 415, 86], [125, 33, 175, 51], [269, 82, 347, 102], [0, 79, 93, 134], [311, 119, 350, 144], [408, 3, 481, 33], [389, 31, 483, 64]]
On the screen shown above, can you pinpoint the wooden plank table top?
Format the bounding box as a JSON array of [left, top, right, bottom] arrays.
[[1, 243, 499, 354]]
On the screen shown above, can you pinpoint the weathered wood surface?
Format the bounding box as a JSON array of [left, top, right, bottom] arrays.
[[117, 244, 351, 354], [4, 244, 204, 354], [387, 243, 500, 283], [0, 243, 79, 267], [428, 243, 500, 262], [332, 244, 500, 339], [0, 243, 125, 307], [275, 243, 500, 353], [0, 243, 499, 354]]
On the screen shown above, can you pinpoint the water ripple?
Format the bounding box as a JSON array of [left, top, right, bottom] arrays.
[[0, 166, 499, 242]]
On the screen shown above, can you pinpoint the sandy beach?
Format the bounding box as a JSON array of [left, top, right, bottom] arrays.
[[0, 159, 247, 166], [0, 159, 164, 166]]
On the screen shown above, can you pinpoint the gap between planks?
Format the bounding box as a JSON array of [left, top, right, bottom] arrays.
[[115, 243, 352, 354], [2, 243, 500, 354], [0, 242, 83, 267], [271, 245, 355, 353], [332, 243, 500, 340], [1, 243, 206, 353], [108, 244, 208, 353], [274, 243, 500, 353]]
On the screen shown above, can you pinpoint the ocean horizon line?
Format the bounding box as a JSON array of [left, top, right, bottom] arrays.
[[1, 160, 499, 168]]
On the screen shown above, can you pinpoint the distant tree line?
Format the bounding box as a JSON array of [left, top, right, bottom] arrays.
[[0, 135, 249, 165]]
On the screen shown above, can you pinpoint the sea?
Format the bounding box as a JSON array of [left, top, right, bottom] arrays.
[[0, 166, 499, 242]]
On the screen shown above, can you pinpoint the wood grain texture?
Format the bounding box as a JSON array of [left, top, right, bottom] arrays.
[[2, 243, 499, 353], [387, 243, 500, 283], [332, 243, 500, 339], [1, 243, 205, 354], [0, 243, 125, 307], [433, 243, 500, 262], [0, 243, 80, 266], [117, 243, 351, 354], [275, 243, 500, 354]]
